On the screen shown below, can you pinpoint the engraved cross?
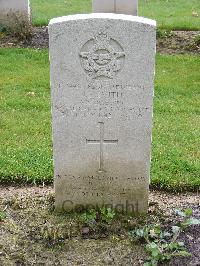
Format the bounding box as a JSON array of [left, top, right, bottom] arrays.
[[86, 122, 118, 173]]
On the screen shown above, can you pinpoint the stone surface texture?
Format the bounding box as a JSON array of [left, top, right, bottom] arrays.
[[93, 0, 138, 16], [0, 0, 30, 18], [49, 14, 156, 213]]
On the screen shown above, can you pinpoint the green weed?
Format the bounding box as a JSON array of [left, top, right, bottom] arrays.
[[130, 209, 199, 266], [0, 211, 7, 222]]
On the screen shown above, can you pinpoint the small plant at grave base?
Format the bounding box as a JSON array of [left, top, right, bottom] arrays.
[[130, 208, 200, 266], [156, 29, 173, 39], [0, 211, 7, 222], [175, 208, 200, 229], [40, 223, 66, 247], [194, 34, 200, 46], [80, 207, 116, 235], [80, 209, 97, 227], [100, 207, 116, 224], [0, 23, 7, 34]]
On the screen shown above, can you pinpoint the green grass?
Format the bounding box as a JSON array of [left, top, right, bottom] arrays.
[[140, 0, 200, 30], [31, 0, 92, 26], [0, 49, 52, 183], [30, 0, 200, 30], [153, 55, 200, 190], [0, 48, 199, 190]]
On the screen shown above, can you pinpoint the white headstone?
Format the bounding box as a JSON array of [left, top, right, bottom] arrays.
[[49, 14, 156, 214], [93, 0, 138, 16], [0, 0, 30, 20]]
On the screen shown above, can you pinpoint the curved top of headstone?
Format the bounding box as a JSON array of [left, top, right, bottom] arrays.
[[49, 13, 156, 27]]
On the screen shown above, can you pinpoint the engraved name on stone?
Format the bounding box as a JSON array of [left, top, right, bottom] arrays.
[[54, 81, 152, 120]]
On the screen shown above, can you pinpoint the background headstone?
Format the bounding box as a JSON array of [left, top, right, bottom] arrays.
[[0, 0, 30, 21], [93, 0, 138, 16], [49, 14, 156, 214]]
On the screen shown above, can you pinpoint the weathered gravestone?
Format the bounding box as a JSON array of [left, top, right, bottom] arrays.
[[93, 0, 138, 16], [0, 0, 30, 22], [49, 13, 156, 214]]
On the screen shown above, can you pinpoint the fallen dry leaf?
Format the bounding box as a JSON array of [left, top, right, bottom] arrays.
[[192, 11, 198, 17]]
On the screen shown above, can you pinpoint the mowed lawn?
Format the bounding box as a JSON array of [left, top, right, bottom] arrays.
[[0, 48, 199, 191], [30, 0, 200, 30]]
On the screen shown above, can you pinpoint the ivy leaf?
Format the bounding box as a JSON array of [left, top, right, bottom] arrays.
[[163, 231, 171, 237], [137, 228, 146, 237], [150, 229, 157, 238], [184, 208, 193, 217], [172, 226, 180, 234], [176, 250, 191, 257], [0, 211, 6, 222], [149, 242, 158, 249], [177, 242, 185, 247], [151, 249, 159, 258], [175, 209, 186, 217], [143, 262, 152, 266], [186, 218, 200, 225]]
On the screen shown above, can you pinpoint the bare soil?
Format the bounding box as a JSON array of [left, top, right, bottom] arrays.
[[0, 27, 200, 55], [0, 186, 199, 266], [157, 31, 200, 55]]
